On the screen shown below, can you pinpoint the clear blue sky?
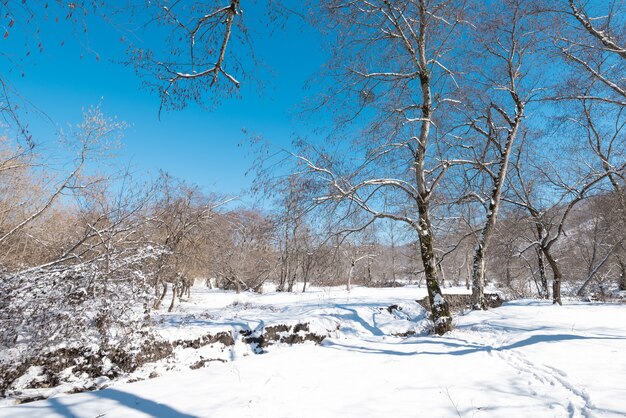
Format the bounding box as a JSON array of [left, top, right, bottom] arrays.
[[1, 4, 326, 197]]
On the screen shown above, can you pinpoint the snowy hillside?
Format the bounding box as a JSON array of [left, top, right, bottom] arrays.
[[1, 286, 625, 417]]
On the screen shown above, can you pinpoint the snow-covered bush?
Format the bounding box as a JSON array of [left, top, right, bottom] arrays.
[[0, 245, 170, 400]]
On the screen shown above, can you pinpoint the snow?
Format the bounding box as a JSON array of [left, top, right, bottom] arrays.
[[433, 292, 445, 306], [152, 285, 438, 343], [1, 286, 626, 417], [9, 367, 45, 393]]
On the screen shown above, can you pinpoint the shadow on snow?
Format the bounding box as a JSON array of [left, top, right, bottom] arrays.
[[25, 388, 200, 418], [323, 333, 626, 357]]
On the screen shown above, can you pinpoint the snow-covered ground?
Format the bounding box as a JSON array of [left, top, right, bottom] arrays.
[[1, 285, 625, 417]]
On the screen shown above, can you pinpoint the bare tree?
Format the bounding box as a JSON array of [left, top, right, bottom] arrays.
[[279, 0, 479, 334], [570, 97, 626, 295], [211, 209, 276, 293], [507, 134, 626, 304], [456, 0, 545, 309]]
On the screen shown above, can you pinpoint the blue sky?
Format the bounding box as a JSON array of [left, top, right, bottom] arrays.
[[1, 4, 325, 197]]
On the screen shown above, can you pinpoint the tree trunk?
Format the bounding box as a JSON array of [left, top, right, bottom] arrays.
[[154, 282, 168, 310], [154, 277, 161, 298], [471, 128, 519, 308], [302, 271, 309, 293], [543, 248, 562, 305], [536, 248, 549, 299], [277, 258, 286, 292], [287, 270, 296, 292], [413, 59, 452, 334], [302, 257, 311, 293], [619, 257, 626, 291], [438, 260, 446, 288], [347, 260, 354, 292], [471, 240, 487, 309], [168, 284, 177, 312], [391, 243, 397, 286], [417, 204, 452, 335]]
